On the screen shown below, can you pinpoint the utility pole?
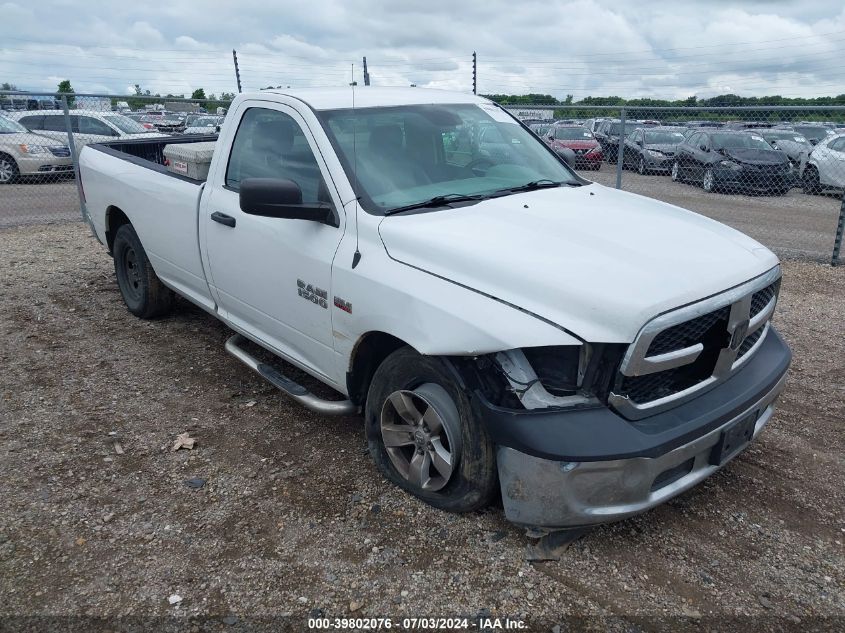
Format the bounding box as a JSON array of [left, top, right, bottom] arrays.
[[232, 49, 242, 93], [363, 56, 370, 86], [472, 51, 477, 95]]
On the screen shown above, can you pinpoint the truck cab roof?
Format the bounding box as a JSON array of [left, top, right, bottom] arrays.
[[253, 87, 489, 111]]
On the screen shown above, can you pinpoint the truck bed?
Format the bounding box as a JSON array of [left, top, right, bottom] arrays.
[[88, 134, 219, 183]]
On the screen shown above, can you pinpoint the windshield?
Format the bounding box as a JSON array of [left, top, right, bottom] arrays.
[[762, 130, 810, 144], [0, 116, 28, 134], [794, 126, 831, 139], [644, 130, 686, 144], [712, 133, 773, 150], [608, 121, 639, 136], [318, 103, 579, 214], [190, 117, 219, 127], [103, 115, 149, 134], [553, 126, 593, 140]]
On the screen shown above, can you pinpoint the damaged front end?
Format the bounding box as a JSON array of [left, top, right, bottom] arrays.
[[449, 327, 790, 531]]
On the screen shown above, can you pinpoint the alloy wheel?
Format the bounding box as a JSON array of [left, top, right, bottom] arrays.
[[379, 383, 461, 492], [638, 157, 646, 175], [703, 169, 715, 192], [0, 158, 15, 183], [671, 161, 680, 181]]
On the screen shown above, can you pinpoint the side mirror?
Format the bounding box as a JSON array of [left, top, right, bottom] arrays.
[[636, 139, 643, 146], [239, 178, 336, 227], [558, 147, 577, 168], [699, 144, 708, 152]]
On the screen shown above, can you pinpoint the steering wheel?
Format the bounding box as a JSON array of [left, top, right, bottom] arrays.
[[465, 157, 494, 173]]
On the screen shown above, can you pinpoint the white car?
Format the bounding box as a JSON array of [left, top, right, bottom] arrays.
[[78, 88, 791, 531], [800, 133, 845, 194], [7, 110, 166, 156], [183, 115, 224, 135]]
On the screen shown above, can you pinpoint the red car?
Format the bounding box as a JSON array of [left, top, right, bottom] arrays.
[[547, 125, 603, 170]]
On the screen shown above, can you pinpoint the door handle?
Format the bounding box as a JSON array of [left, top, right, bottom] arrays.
[[211, 211, 236, 228]]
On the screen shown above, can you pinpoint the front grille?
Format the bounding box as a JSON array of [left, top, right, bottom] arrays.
[[610, 268, 781, 419], [751, 281, 778, 317], [737, 327, 764, 358], [647, 306, 729, 356], [49, 146, 70, 157]]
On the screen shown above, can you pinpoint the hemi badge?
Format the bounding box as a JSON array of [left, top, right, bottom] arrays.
[[333, 297, 352, 313]]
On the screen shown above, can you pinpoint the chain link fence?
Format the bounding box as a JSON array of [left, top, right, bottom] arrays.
[[1, 92, 842, 264], [512, 104, 845, 264], [0, 91, 228, 227]]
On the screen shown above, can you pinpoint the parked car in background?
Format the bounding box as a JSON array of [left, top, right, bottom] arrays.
[[183, 116, 225, 135], [685, 121, 725, 128], [8, 111, 166, 156], [756, 129, 812, 167], [672, 130, 792, 195], [622, 126, 687, 174], [0, 115, 73, 183], [779, 124, 834, 146], [800, 133, 845, 194], [546, 125, 602, 170], [126, 113, 158, 131], [583, 118, 608, 134], [154, 114, 186, 134], [595, 119, 657, 162]]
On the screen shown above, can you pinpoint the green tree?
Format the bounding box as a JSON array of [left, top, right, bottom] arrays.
[[191, 88, 206, 100], [1, 82, 18, 91], [57, 79, 75, 107]]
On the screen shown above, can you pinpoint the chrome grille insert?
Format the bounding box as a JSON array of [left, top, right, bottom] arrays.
[[609, 266, 781, 420]]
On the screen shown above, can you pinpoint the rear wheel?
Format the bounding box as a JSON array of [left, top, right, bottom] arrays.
[[365, 347, 497, 513], [113, 224, 175, 319], [802, 165, 822, 195], [0, 154, 19, 185], [671, 161, 682, 182]]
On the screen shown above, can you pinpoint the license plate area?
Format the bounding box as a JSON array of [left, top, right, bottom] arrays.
[[710, 411, 758, 466]]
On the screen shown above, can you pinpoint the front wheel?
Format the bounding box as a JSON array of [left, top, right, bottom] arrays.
[[637, 156, 648, 175], [365, 347, 498, 513], [113, 224, 175, 319], [0, 154, 19, 185], [802, 166, 822, 195], [702, 168, 716, 193]]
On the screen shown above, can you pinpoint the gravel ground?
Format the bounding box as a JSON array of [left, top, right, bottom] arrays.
[[0, 223, 843, 632]]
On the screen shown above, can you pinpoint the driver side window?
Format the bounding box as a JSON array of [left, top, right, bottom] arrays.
[[226, 107, 330, 205]]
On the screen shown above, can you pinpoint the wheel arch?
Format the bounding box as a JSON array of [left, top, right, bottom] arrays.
[[346, 331, 411, 406], [105, 205, 131, 254]]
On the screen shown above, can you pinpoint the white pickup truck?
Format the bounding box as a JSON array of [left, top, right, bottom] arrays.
[[78, 88, 791, 531]]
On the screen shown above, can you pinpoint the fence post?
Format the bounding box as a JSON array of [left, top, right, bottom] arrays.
[[615, 108, 625, 189], [61, 95, 87, 221], [832, 195, 844, 266]]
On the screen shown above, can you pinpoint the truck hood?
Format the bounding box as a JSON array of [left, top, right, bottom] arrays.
[[378, 183, 778, 343]]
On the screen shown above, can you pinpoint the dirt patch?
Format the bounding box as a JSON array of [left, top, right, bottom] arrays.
[[0, 223, 843, 630]]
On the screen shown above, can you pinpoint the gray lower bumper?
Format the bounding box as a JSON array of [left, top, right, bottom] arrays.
[[497, 371, 787, 529]]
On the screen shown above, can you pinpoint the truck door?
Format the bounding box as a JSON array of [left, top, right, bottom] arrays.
[[201, 102, 345, 380]]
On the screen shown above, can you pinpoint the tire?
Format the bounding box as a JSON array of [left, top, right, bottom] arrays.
[[0, 153, 19, 185], [671, 161, 682, 183], [702, 168, 716, 193], [637, 156, 647, 175], [802, 166, 821, 195], [112, 224, 175, 319], [365, 346, 498, 513]]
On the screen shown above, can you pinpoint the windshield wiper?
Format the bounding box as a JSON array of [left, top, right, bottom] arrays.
[[384, 193, 485, 215], [490, 179, 577, 197]]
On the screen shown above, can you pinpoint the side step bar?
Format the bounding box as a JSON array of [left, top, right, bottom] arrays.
[[225, 334, 359, 416]]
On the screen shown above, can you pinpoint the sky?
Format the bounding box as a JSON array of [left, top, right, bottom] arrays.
[[1, 0, 844, 101]]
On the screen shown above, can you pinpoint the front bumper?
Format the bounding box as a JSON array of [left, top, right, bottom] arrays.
[[713, 168, 791, 192], [16, 153, 74, 176], [642, 155, 673, 171], [479, 328, 791, 529]]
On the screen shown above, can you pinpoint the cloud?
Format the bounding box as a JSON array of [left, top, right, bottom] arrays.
[[0, 0, 844, 99]]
